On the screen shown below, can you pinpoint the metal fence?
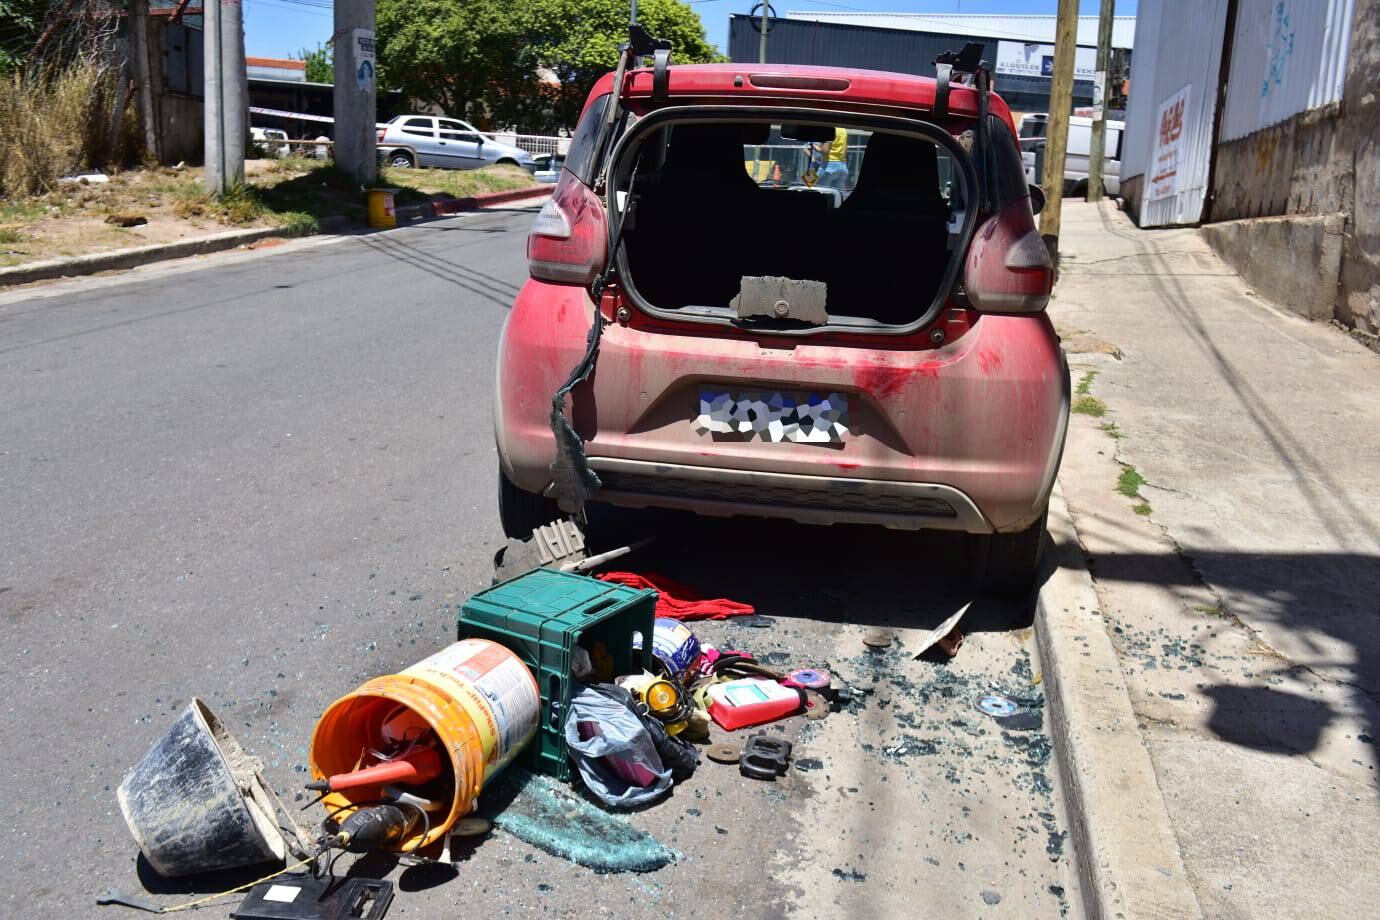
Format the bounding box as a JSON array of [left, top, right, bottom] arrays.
[[489, 133, 570, 158]]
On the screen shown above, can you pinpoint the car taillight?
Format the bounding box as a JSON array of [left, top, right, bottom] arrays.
[[527, 172, 607, 286], [376, 129, 385, 143], [964, 198, 1054, 313]]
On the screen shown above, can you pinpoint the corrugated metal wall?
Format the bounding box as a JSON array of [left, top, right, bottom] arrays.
[[725, 15, 1095, 108], [1122, 0, 1232, 227], [1220, 0, 1354, 141], [1120, 1, 1164, 180], [728, 15, 988, 77]]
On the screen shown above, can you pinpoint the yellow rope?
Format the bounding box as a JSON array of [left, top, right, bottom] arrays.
[[159, 856, 315, 913]]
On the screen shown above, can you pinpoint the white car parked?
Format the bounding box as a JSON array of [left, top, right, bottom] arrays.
[[376, 116, 536, 171], [1019, 113, 1123, 197]]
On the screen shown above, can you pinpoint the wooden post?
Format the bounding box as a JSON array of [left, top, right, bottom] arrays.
[[1039, 0, 1080, 258], [1087, 0, 1115, 202], [130, 0, 161, 162]]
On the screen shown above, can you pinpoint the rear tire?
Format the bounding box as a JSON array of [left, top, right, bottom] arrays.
[[388, 151, 415, 168], [971, 508, 1048, 599], [498, 469, 560, 539], [496, 157, 518, 167]]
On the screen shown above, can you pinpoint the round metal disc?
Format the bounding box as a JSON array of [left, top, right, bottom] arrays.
[[706, 743, 742, 764], [451, 817, 493, 837], [804, 690, 829, 720], [862, 628, 893, 649], [975, 694, 1019, 717]]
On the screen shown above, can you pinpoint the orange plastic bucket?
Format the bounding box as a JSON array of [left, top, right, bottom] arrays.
[[309, 639, 539, 851]]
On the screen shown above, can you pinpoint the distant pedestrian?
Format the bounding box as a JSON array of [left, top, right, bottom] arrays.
[[815, 127, 850, 191]]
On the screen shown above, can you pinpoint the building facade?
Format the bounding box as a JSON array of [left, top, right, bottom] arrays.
[[1122, 0, 1378, 341], [726, 12, 1136, 118]]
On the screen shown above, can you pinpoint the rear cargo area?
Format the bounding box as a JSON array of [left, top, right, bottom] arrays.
[[617, 120, 969, 328]]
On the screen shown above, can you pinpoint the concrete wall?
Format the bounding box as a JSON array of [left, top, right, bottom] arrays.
[[1210, 102, 1346, 219], [1338, 0, 1380, 337], [1200, 0, 1380, 342], [1201, 213, 1344, 321]]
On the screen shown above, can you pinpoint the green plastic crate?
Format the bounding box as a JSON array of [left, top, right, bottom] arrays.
[[457, 568, 656, 780]]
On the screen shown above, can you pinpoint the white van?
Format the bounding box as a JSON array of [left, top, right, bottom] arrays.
[[1019, 113, 1123, 197]]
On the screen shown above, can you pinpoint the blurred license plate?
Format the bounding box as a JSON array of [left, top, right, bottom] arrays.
[[694, 389, 850, 444]]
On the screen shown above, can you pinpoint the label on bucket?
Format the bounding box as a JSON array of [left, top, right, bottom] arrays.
[[404, 640, 538, 777]]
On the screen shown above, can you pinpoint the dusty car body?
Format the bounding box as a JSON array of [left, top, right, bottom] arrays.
[[494, 63, 1068, 593]]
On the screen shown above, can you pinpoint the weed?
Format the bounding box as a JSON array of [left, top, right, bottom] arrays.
[[1116, 465, 1146, 498], [1099, 421, 1125, 439], [0, 228, 24, 244], [1072, 396, 1106, 417], [276, 211, 319, 236], [1192, 603, 1226, 617], [1132, 501, 1153, 516], [0, 59, 132, 197], [1075, 370, 1098, 395]]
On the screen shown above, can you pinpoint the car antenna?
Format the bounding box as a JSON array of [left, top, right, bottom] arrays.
[[933, 41, 995, 213]]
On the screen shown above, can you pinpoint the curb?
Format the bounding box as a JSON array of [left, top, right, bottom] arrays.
[[1037, 485, 1203, 920], [0, 184, 550, 290], [395, 184, 551, 222], [0, 225, 324, 288]]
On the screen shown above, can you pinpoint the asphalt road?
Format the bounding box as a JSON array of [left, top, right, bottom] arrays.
[[0, 209, 1080, 918]]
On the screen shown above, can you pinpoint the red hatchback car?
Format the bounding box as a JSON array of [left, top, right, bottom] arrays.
[[494, 62, 1068, 594]]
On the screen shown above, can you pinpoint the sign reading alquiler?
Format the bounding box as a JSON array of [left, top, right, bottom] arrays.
[[1149, 84, 1191, 202], [994, 41, 1099, 81]]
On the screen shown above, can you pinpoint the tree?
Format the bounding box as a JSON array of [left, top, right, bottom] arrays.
[[373, 0, 721, 132], [0, 0, 53, 70], [375, 0, 534, 123], [526, 0, 723, 130], [296, 43, 332, 84]]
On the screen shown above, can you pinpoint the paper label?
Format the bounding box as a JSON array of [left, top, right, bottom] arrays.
[[263, 885, 301, 903]]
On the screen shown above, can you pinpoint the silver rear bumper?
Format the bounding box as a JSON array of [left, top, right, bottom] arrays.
[[578, 457, 994, 533]]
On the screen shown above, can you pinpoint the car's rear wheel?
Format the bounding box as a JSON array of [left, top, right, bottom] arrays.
[[496, 157, 519, 167], [971, 508, 1048, 599], [388, 151, 415, 168], [498, 469, 560, 539]]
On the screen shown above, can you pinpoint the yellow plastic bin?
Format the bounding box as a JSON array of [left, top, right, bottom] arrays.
[[366, 187, 399, 228]]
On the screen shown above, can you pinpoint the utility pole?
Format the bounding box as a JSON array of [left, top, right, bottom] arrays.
[[202, 0, 244, 194], [333, 0, 378, 185], [203, 0, 223, 193], [1039, 0, 1079, 257], [1087, 0, 1115, 202], [759, 2, 769, 64], [221, 0, 246, 186]]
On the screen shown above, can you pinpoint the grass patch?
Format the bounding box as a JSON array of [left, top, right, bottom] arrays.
[[1072, 395, 1106, 417], [0, 228, 24, 244], [1075, 370, 1098, 395], [1132, 501, 1153, 516], [381, 163, 536, 199], [1099, 421, 1125, 439], [1192, 603, 1227, 617], [1116, 465, 1147, 498]]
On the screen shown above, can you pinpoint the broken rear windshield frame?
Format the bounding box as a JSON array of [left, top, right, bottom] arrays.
[[605, 105, 981, 337]]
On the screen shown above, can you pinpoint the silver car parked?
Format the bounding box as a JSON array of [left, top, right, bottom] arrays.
[[376, 115, 536, 171]]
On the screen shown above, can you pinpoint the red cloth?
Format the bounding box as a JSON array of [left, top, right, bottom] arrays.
[[596, 572, 755, 620]]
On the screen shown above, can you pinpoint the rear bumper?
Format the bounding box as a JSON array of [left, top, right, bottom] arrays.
[[495, 281, 1069, 533], [588, 457, 990, 532]]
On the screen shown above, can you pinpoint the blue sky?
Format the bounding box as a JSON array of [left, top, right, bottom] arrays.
[[244, 0, 1137, 64]]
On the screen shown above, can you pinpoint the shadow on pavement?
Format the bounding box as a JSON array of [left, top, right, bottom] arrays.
[[1203, 684, 1337, 756], [586, 506, 1036, 636]]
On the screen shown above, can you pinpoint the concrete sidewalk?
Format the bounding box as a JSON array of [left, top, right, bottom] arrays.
[[1050, 201, 1380, 919]]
